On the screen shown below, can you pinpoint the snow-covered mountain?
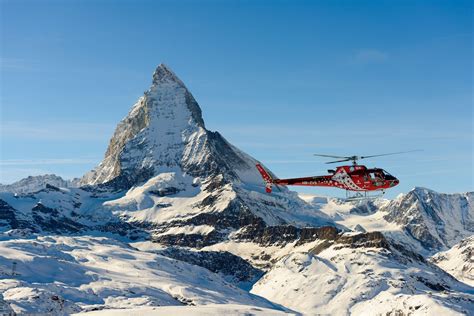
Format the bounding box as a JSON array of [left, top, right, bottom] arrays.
[[251, 233, 473, 315], [431, 236, 474, 286], [381, 188, 473, 252], [80, 64, 266, 192], [0, 174, 79, 195], [76, 63, 333, 246], [0, 64, 472, 315]]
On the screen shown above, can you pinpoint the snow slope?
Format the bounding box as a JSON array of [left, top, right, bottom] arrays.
[[431, 236, 474, 286], [73, 304, 292, 316], [0, 233, 281, 315]]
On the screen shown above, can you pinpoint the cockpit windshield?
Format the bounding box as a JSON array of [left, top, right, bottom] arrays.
[[381, 169, 396, 180], [367, 169, 396, 181]]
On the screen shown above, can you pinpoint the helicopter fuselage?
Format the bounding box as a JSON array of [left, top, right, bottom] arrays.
[[256, 164, 399, 193]]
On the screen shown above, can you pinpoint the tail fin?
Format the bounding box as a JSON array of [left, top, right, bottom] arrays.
[[256, 164, 274, 193]]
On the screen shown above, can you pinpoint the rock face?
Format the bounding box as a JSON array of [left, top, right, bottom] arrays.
[[0, 199, 23, 229], [381, 188, 474, 252], [80, 64, 255, 191], [159, 248, 264, 289]]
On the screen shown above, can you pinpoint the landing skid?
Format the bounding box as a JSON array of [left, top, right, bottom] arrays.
[[345, 190, 385, 202]]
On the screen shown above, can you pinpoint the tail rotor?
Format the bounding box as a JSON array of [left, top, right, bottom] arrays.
[[256, 164, 275, 193]]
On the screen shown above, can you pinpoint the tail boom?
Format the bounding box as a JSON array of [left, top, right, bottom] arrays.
[[256, 164, 335, 193]]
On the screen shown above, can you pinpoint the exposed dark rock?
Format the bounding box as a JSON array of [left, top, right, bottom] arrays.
[[256, 225, 299, 246], [236, 220, 340, 247], [203, 176, 227, 193], [149, 187, 181, 197], [310, 232, 392, 255], [160, 248, 263, 287], [155, 203, 172, 208], [32, 214, 83, 233], [390, 242, 426, 263], [32, 203, 59, 216], [416, 276, 448, 291], [196, 194, 219, 208], [72, 201, 82, 209], [30, 202, 84, 233], [296, 226, 340, 245], [181, 199, 265, 231], [336, 231, 390, 249], [309, 240, 334, 255], [94, 221, 147, 240], [349, 201, 377, 215], [45, 184, 61, 192], [152, 231, 223, 248], [0, 199, 31, 229]]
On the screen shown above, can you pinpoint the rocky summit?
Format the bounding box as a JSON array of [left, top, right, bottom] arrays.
[[80, 64, 260, 192], [0, 65, 472, 315]]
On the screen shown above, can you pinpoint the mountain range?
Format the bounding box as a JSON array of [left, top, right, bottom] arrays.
[[0, 64, 472, 315]]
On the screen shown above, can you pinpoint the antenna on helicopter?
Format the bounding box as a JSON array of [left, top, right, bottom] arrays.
[[313, 150, 422, 165]]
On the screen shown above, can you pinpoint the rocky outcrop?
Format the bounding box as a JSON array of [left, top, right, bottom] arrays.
[[382, 188, 474, 252], [235, 223, 340, 247], [0, 199, 29, 230], [160, 248, 264, 288], [31, 202, 84, 233]]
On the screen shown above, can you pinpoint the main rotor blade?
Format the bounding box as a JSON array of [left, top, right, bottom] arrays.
[[314, 154, 350, 159], [325, 159, 351, 164], [360, 150, 423, 159]]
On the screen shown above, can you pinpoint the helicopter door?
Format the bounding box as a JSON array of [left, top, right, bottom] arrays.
[[368, 171, 384, 186]]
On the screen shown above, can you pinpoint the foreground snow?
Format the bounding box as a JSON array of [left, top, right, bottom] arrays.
[[73, 304, 292, 316], [0, 233, 279, 314]]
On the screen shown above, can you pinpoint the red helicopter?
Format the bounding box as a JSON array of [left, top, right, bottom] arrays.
[[256, 151, 418, 200]]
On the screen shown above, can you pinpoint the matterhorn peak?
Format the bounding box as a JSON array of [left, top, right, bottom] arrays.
[[80, 64, 257, 190], [152, 63, 184, 86]]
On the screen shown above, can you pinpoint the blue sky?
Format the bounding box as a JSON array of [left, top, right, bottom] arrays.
[[1, 0, 472, 197]]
